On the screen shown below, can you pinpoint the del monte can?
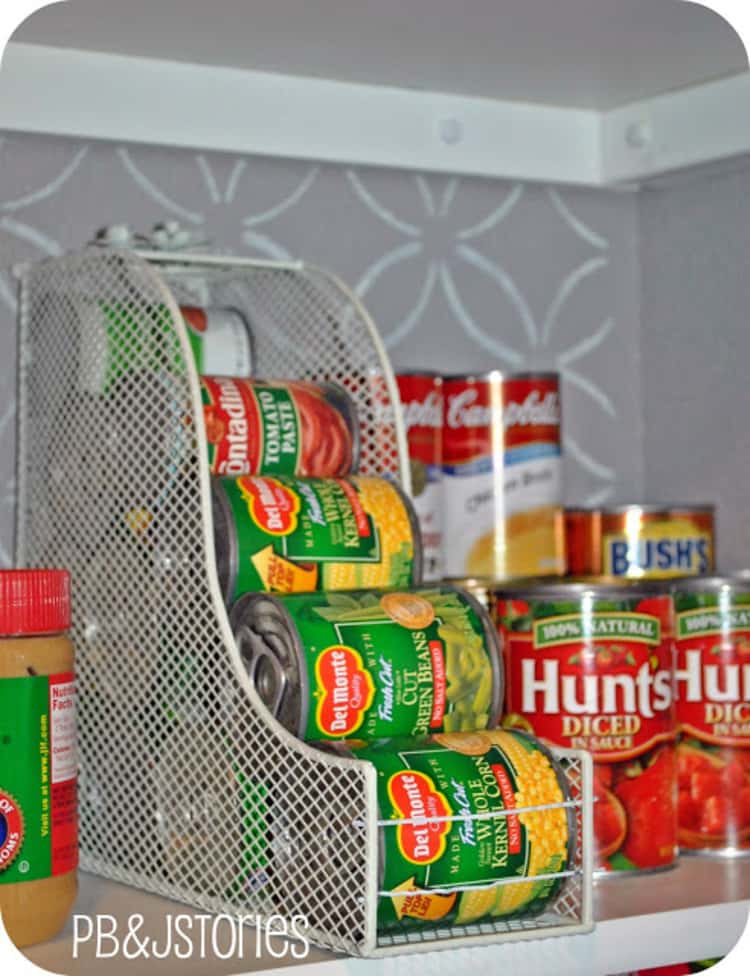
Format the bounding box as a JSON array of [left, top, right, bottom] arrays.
[[229, 586, 503, 740], [496, 580, 677, 874], [323, 729, 574, 931]]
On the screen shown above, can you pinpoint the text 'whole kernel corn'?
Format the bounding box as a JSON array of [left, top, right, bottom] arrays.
[[327, 729, 574, 932]]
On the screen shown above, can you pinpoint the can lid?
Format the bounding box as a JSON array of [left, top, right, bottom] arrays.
[[0, 569, 71, 636]]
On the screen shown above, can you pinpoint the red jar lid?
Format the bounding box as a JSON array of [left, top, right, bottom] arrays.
[[0, 569, 71, 636]]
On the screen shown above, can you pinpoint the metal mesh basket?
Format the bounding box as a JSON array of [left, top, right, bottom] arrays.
[[15, 247, 593, 956]]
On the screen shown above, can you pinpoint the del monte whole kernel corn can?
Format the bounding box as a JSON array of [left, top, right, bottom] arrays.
[[674, 577, 750, 855], [442, 372, 564, 580], [212, 475, 420, 600], [326, 730, 574, 931], [229, 586, 503, 739], [496, 581, 677, 874]]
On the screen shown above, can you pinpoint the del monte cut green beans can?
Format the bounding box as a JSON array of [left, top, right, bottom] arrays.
[[229, 586, 503, 740], [324, 730, 574, 931]]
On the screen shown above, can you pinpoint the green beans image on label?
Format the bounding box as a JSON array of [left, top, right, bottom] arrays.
[[229, 587, 503, 740], [325, 729, 574, 932]]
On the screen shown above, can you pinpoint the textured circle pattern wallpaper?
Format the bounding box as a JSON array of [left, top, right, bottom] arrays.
[[0, 132, 643, 566]]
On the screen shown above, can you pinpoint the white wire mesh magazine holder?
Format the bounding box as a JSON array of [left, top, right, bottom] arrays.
[[15, 246, 594, 957]]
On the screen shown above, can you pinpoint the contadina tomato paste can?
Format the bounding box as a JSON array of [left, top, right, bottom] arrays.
[[442, 371, 564, 580], [674, 577, 750, 856], [212, 474, 421, 600], [229, 586, 503, 739], [324, 729, 574, 931], [396, 372, 443, 582], [566, 505, 715, 578], [496, 581, 677, 874], [201, 376, 359, 478]]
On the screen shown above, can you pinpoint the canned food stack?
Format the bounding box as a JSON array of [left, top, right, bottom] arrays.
[[391, 353, 747, 876], [195, 340, 580, 935], [19, 252, 596, 955]]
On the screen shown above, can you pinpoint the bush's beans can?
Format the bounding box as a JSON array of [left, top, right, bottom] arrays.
[[229, 586, 503, 739], [442, 372, 564, 580], [396, 372, 443, 581], [180, 306, 254, 376], [201, 376, 359, 478], [565, 508, 601, 576], [495, 581, 677, 874], [212, 474, 421, 601], [566, 505, 715, 579], [674, 577, 750, 856], [323, 729, 574, 932]]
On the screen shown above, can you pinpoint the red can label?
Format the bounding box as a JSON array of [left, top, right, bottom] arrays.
[[499, 591, 677, 872], [396, 374, 443, 581], [674, 589, 750, 851], [201, 377, 354, 478], [443, 374, 563, 579]]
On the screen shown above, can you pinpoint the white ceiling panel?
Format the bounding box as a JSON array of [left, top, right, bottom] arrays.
[[12, 0, 748, 110]]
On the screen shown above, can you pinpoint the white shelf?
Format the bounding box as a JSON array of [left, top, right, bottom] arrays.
[[0, 35, 749, 188], [18, 860, 750, 976]]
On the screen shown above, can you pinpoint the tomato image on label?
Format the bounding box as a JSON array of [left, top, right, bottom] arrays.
[[498, 584, 677, 873]]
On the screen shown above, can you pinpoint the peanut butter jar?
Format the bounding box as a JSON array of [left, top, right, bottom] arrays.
[[0, 570, 77, 947]]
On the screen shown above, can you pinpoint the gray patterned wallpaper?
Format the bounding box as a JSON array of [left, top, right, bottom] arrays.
[[640, 158, 750, 571], [0, 132, 642, 566]]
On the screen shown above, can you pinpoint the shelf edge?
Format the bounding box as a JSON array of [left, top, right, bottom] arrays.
[[0, 42, 602, 185]]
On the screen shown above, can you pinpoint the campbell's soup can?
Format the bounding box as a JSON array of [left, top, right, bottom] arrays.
[[496, 581, 677, 874], [200, 376, 359, 478], [674, 577, 750, 857], [568, 505, 715, 579], [396, 372, 443, 581], [442, 372, 564, 580]]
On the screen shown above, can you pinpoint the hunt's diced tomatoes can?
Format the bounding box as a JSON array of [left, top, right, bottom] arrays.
[[396, 372, 443, 581], [496, 580, 677, 874], [674, 577, 750, 857], [442, 372, 564, 580], [566, 505, 715, 578]]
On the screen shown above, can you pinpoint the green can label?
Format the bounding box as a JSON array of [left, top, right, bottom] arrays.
[[0, 673, 77, 884], [348, 730, 570, 931], [83, 303, 252, 394], [279, 588, 499, 739], [220, 475, 415, 595]]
